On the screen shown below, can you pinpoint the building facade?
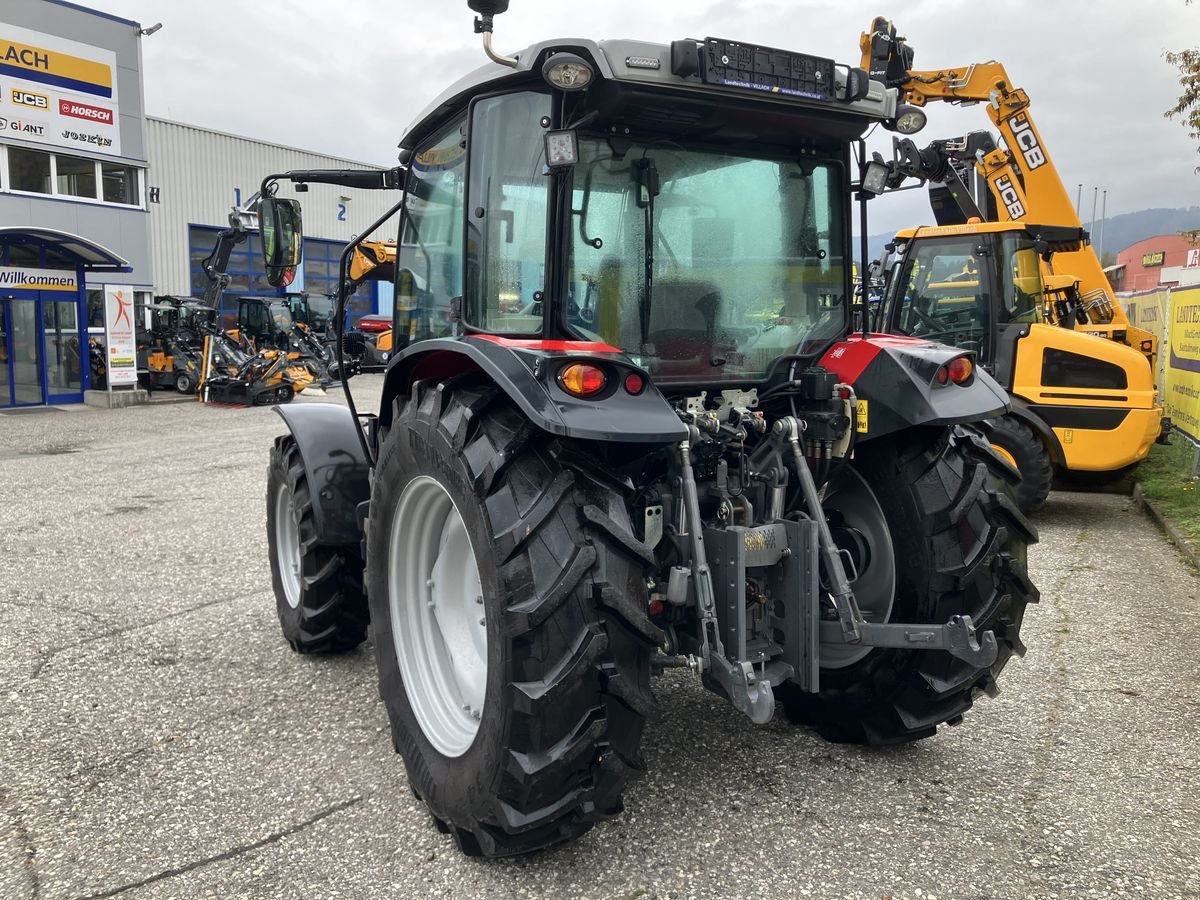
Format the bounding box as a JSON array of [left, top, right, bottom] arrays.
[[1112, 233, 1200, 293], [1, 0, 398, 408], [1, 0, 150, 407], [144, 117, 396, 327]]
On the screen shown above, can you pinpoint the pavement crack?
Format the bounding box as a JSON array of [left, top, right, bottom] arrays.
[[28, 591, 262, 680], [75, 796, 363, 900]]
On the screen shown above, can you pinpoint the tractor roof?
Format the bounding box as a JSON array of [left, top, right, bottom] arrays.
[[894, 222, 1029, 240], [399, 36, 899, 151]]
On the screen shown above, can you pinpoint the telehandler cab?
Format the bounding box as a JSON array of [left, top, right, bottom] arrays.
[[260, 1, 1038, 857]]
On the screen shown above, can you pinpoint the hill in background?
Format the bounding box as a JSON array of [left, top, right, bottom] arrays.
[[865, 205, 1200, 261]]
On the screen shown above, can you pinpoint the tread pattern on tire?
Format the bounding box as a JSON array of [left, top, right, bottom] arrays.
[[268, 436, 368, 654], [374, 377, 655, 857], [986, 415, 1054, 514], [782, 424, 1039, 745]]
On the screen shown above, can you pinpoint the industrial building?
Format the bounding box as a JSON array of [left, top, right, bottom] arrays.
[[1109, 232, 1200, 294], [1, 0, 395, 408]]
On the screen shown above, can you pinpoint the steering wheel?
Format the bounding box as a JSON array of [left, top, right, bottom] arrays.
[[904, 300, 945, 333]]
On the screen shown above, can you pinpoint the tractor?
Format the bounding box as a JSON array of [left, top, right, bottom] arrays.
[[260, 1, 1038, 858]]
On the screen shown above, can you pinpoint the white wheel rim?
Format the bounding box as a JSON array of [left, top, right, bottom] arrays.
[[274, 481, 302, 609], [389, 475, 487, 758]]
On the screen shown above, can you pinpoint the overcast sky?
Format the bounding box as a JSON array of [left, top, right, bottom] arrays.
[[86, 0, 1199, 234]]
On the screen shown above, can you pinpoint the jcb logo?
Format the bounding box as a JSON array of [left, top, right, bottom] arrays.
[[11, 89, 49, 109], [1009, 113, 1046, 171], [996, 174, 1026, 219]]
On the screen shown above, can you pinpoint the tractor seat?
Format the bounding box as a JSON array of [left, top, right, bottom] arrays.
[[647, 278, 722, 363]]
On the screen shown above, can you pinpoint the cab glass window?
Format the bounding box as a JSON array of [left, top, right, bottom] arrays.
[[892, 235, 990, 356], [395, 116, 467, 348], [566, 140, 846, 382], [999, 233, 1044, 324], [465, 91, 552, 333]]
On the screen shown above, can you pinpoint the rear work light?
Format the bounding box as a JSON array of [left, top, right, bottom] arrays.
[[558, 362, 607, 398], [936, 355, 974, 386]]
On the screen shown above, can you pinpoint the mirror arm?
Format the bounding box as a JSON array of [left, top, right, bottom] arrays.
[[260, 168, 404, 196]]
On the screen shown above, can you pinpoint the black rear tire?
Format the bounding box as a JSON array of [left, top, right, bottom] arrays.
[[987, 415, 1053, 513], [781, 424, 1039, 745], [266, 436, 369, 653], [367, 377, 657, 857]]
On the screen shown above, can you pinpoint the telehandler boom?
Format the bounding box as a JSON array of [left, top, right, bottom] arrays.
[[860, 18, 1156, 364]]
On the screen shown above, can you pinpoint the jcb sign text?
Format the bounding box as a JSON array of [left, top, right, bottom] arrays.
[[1009, 113, 1046, 171], [996, 174, 1026, 219], [11, 88, 49, 109]]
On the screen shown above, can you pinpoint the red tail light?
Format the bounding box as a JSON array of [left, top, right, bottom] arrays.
[[935, 355, 974, 386]]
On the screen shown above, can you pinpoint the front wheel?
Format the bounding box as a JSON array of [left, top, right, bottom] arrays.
[[367, 377, 657, 857], [987, 415, 1053, 513], [781, 424, 1039, 745], [266, 436, 368, 653], [175, 370, 195, 394]]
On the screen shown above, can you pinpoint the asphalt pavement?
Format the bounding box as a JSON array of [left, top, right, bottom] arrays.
[[2, 376, 1198, 899]]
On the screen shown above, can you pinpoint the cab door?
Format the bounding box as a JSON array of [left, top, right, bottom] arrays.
[[883, 233, 999, 366]]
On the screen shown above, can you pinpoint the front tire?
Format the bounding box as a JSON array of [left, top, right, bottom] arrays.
[[266, 436, 368, 653], [987, 415, 1053, 513], [782, 424, 1039, 745], [367, 377, 657, 857]]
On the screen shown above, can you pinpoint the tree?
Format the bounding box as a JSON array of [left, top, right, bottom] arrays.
[[1166, 3, 1200, 172]]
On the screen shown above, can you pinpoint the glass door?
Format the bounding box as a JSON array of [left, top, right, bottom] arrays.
[[0, 301, 10, 407], [43, 298, 84, 402], [8, 298, 42, 406]]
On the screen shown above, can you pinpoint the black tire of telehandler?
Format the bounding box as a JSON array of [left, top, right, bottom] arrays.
[[266, 435, 369, 653], [367, 376, 657, 858], [781, 424, 1039, 745], [986, 415, 1054, 514]]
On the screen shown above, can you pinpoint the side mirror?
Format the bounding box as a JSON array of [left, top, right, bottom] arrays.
[[260, 197, 303, 287]]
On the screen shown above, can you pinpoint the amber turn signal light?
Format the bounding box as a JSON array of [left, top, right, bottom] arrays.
[[558, 362, 607, 398], [935, 356, 974, 386]]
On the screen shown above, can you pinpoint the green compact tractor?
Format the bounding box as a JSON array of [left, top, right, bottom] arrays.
[[260, 1, 1038, 858]]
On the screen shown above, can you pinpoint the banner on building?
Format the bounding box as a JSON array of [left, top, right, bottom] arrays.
[[0, 23, 121, 156], [103, 285, 137, 387], [0, 265, 79, 291], [1166, 287, 1200, 446]]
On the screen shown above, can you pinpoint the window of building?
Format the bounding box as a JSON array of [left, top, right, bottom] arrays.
[[2, 147, 143, 207], [56, 154, 98, 199], [188, 225, 276, 301], [9, 147, 52, 194], [102, 163, 140, 205], [302, 237, 374, 326]]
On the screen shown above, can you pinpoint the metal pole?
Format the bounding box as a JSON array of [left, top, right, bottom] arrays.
[[1090, 187, 1098, 238], [1099, 190, 1107, 260], [1076, 183, 1083, 216], [1191, 445, 1200, 482]]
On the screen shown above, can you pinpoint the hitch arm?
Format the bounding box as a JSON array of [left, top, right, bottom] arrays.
[[776, 417, 864, 642], [819, 615, 998, 668]]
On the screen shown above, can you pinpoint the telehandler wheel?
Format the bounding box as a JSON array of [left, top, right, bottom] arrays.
[[367, 377, 657, 858], [781, 424, 1038, 745], [175, 371, 195, 394], [986, 415, 1053, 513], [266, 435, 369, 653]]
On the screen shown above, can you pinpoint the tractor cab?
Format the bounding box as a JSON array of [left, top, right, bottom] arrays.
[[237, 297, 295, 351], [287, 292, 336, 335]]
